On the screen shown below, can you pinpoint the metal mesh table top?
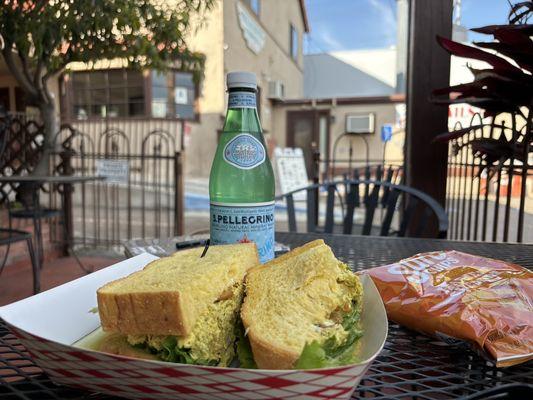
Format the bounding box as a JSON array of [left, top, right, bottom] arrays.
[[1, 232, 532, 399]]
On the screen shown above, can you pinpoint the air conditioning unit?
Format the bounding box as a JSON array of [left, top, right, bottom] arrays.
[[345, 113, 375, 134], [268, 80, 285, 100]]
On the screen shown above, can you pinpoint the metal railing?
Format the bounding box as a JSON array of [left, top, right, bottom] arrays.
[[49, 124, 184, 249], [314, 132, 532, 244], [446, 113, 531, 243], [1, 113, 185, 251]]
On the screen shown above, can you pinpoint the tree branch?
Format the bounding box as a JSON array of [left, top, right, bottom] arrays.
[[1, 47, 38, 99], [17, 51, 36, 91], [34, 59, 44, 91]]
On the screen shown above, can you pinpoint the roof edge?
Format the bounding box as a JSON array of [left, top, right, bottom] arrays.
[[299, 0, 310, 33], [272, 94, 406, 106]]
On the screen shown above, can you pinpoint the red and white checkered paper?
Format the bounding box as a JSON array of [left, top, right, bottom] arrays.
[[9, 325, 373, 400]]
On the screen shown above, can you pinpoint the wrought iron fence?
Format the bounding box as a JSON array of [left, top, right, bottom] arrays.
[[0, 114, 45, 203], [446, 113, 531, 243], [50, 123, 184, 249], [311, 151, 404, 185], [1, 113, 184, 250]]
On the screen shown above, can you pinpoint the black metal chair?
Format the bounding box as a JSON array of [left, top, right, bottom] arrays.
[[0, 227, 40, 294], [0, 111, 40, 293], [276, 179, 448, 238], [9, 183, 62, 266]]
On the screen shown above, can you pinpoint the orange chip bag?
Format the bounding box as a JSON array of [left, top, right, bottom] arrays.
[[366, 251, 533, 367]]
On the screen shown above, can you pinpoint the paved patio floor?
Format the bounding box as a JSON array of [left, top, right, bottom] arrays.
[[0, 255, 124, 306]]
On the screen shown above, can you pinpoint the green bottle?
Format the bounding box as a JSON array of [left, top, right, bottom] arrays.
[[209, 71, 275, 262]]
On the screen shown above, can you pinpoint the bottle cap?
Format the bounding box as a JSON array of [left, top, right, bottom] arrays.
[[227, 71, 257, 89]]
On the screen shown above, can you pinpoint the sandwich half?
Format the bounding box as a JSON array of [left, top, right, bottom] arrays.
[[97, 243, 259, 366], [240, 239, 363, 369]]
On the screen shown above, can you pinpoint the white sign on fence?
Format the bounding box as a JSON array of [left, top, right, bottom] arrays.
[[96, 159, 129, 184], [274, 147, 309, 201]]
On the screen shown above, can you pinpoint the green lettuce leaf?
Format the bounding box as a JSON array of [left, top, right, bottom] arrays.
[[236, 321, 257, 369], [295, 302, 363, 369], [141, 336, 218, 366]]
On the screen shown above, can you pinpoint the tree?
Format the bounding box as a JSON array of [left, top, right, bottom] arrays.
[[0, 0, 214, 174]]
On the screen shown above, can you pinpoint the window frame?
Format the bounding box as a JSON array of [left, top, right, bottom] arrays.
[[63, 68, 199, 122], [290, 23, 299, 61], [244, 0, 260, 16]]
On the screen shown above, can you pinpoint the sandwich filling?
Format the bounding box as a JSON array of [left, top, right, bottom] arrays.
[[240, 240, 364, 369], [103, 284, 244, 367], [96, 243, 260, 367], [294, 263, 363, 369]]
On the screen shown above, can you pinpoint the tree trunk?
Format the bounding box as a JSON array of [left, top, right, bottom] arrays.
[[33, 101, 58, 176]]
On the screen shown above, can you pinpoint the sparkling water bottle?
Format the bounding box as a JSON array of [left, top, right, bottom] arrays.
[[209, 71, 275, 262]]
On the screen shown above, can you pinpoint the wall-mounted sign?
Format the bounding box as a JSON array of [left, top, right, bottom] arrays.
[[174, 87, 188, 105], [236, 1, 266, 54], [381, 124, 393, 143], [96, 159, 129, 184], [274, 147, 308, 201]]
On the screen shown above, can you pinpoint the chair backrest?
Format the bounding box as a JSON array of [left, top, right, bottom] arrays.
[[276, 179, 448, 238]]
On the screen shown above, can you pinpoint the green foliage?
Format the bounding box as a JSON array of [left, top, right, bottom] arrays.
[[431, 2, 533, 173], [295, 303, 363, 370], [236, 321, 257, 369], [0, 0, 214, 103], [143, 336, 219, 366]]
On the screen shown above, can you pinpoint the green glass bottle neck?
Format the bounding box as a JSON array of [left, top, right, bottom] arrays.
[[223, 89, 262, 133]]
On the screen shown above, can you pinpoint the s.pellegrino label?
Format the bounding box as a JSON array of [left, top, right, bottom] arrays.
[[210, 202, 275, 263], [228, 91, 256, 108], [223, 133, 266, 170], [209, 74, 275, 263]]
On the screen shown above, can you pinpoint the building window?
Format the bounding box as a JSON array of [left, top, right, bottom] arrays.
[[15, 87, 31, 112], [67, 68, 196, 120], [0, 88, 9, 112], [244, 0, 260, 15], [290, 24, 298, 61], [151, 71, 196, 119], [70, 69, 144, 119]]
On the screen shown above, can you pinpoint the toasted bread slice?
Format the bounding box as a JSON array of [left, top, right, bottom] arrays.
[[98, 243, 259, 337], [241, 240, 363, 369]]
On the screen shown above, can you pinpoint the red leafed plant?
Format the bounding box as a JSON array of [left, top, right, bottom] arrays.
[[432, 1, 533, 173]]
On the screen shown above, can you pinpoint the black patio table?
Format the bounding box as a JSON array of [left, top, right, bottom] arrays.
[[0, 232, 532, 399]]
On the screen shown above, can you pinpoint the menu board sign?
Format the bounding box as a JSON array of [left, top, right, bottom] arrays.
[[274, 147, 308, 201]]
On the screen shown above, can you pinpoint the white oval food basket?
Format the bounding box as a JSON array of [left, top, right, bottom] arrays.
[[0, 253, 388, 400]]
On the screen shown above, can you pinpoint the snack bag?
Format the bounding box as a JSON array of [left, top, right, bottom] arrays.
[[366, 251, 533, 367]]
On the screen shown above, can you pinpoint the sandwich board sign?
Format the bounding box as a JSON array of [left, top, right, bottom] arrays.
[[274, 147, 308, 201], [96, 159, 129, 185]]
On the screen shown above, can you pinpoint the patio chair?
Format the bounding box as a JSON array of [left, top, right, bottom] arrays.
[[0, 112, 40, 293], [276, 179, 448, 238], [0, 227, 40, 294], [9, 183, 62, 265]]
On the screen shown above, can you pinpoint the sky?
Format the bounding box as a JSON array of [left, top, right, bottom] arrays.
[[304, 0, 512, 54]]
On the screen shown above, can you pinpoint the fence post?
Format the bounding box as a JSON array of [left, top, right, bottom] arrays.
[[59, 148, 75, 256], [312, 150, 321, 184], [312, 149, 320, 227], [174, 151, 184, 236]]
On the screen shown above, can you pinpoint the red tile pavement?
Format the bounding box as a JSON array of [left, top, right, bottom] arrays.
[[0, 255, 124, 306]]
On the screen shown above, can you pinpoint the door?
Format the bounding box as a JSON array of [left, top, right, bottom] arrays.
[[0, 88, 10, 112], [286, 110, 330, 180]]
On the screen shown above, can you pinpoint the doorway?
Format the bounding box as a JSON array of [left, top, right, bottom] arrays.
[[286, 110, 330, 180], [0, 88, 10, 112]]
